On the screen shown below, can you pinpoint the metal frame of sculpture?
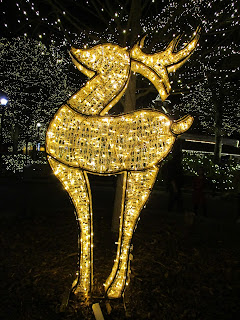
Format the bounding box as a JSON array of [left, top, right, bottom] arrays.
[[46, 27, 200, 299]]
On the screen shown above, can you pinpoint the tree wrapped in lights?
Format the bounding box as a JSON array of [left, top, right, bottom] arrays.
[[0, 37, 79, 155], [46, 28, 199, 298], [174, 79, 240, 162], [166, 2, 240, 162], [1, 1, 239, 161], [173, 81, 240, 136]]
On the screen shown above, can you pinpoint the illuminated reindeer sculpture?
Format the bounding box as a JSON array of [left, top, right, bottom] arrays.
[[46, 28, 200, 299]]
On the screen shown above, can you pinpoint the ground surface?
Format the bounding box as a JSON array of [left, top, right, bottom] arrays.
[[1, 174, 240, 319]]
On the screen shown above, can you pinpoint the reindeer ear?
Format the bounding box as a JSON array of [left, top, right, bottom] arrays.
[[138, 35, 147, 49]]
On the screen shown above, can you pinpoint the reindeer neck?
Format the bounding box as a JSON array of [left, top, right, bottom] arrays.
[[67, 66, 130, 116]]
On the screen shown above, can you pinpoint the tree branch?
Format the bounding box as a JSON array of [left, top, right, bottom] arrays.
[[136, 87, 156, 100]]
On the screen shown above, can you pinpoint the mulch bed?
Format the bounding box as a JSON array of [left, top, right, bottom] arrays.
[[1, 190, 240, 320]]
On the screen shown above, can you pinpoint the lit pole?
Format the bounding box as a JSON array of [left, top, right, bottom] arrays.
[[36, 122, 41, 157], [0, 96, 8, 173], [0, 97, 8, 148]]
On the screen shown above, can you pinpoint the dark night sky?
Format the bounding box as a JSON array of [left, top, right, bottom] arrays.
[[0, 0, 114, 42]]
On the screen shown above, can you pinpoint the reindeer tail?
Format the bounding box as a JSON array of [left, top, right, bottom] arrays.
[[170, 115, 194, 135]]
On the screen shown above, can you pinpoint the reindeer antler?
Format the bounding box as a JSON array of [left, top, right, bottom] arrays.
[[165, 26, 201, 72], [130, 27, 201, 100]]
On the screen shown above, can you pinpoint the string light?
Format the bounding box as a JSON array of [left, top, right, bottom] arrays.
[[46, 29, 198, 298], [1, 0, 239, 299], [0, 37, 77, 158]]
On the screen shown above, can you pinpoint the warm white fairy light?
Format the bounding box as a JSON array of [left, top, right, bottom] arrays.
[[2, 1, 238, 62], [47, 107, 194, 172], [46, 29, 198, 298], [1, 0, 239, 299], [0, 36, 76, 156]]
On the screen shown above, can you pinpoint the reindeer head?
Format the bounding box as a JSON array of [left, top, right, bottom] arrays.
[[70, 43, 130, 79], [130, 27, 200, 101], [68, 28, 200, 115]]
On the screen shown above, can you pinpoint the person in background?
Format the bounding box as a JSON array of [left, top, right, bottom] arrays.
[[192, 167, 207, 217], [164, 141, 184, 214]]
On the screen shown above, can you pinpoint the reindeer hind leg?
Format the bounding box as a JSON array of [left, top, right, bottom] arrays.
[[105, 166, 159, 298]]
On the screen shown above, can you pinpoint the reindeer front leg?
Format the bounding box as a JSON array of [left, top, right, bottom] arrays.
[[47, 156, 93, 297], [104, 166, 159, 298]]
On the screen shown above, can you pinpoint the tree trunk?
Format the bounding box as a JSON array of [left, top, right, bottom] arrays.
[[111, 173, 126, 233], [25, 139, 29, 164], [111, 75, 137, 233], [12, 124, 19, 154], [212, 90, 223, 164], [214, 113, 223, 164], [124, 73, 137, 111], [111, 0, 141, 234], [0, 110, 4, 147]]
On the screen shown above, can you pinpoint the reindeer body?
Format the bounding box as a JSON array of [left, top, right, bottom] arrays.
[[47, 106, 177, 173], [46, 29, 200, 298]]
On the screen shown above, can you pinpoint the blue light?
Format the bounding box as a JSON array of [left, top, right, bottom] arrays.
[[0, 98, 8, 106]]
